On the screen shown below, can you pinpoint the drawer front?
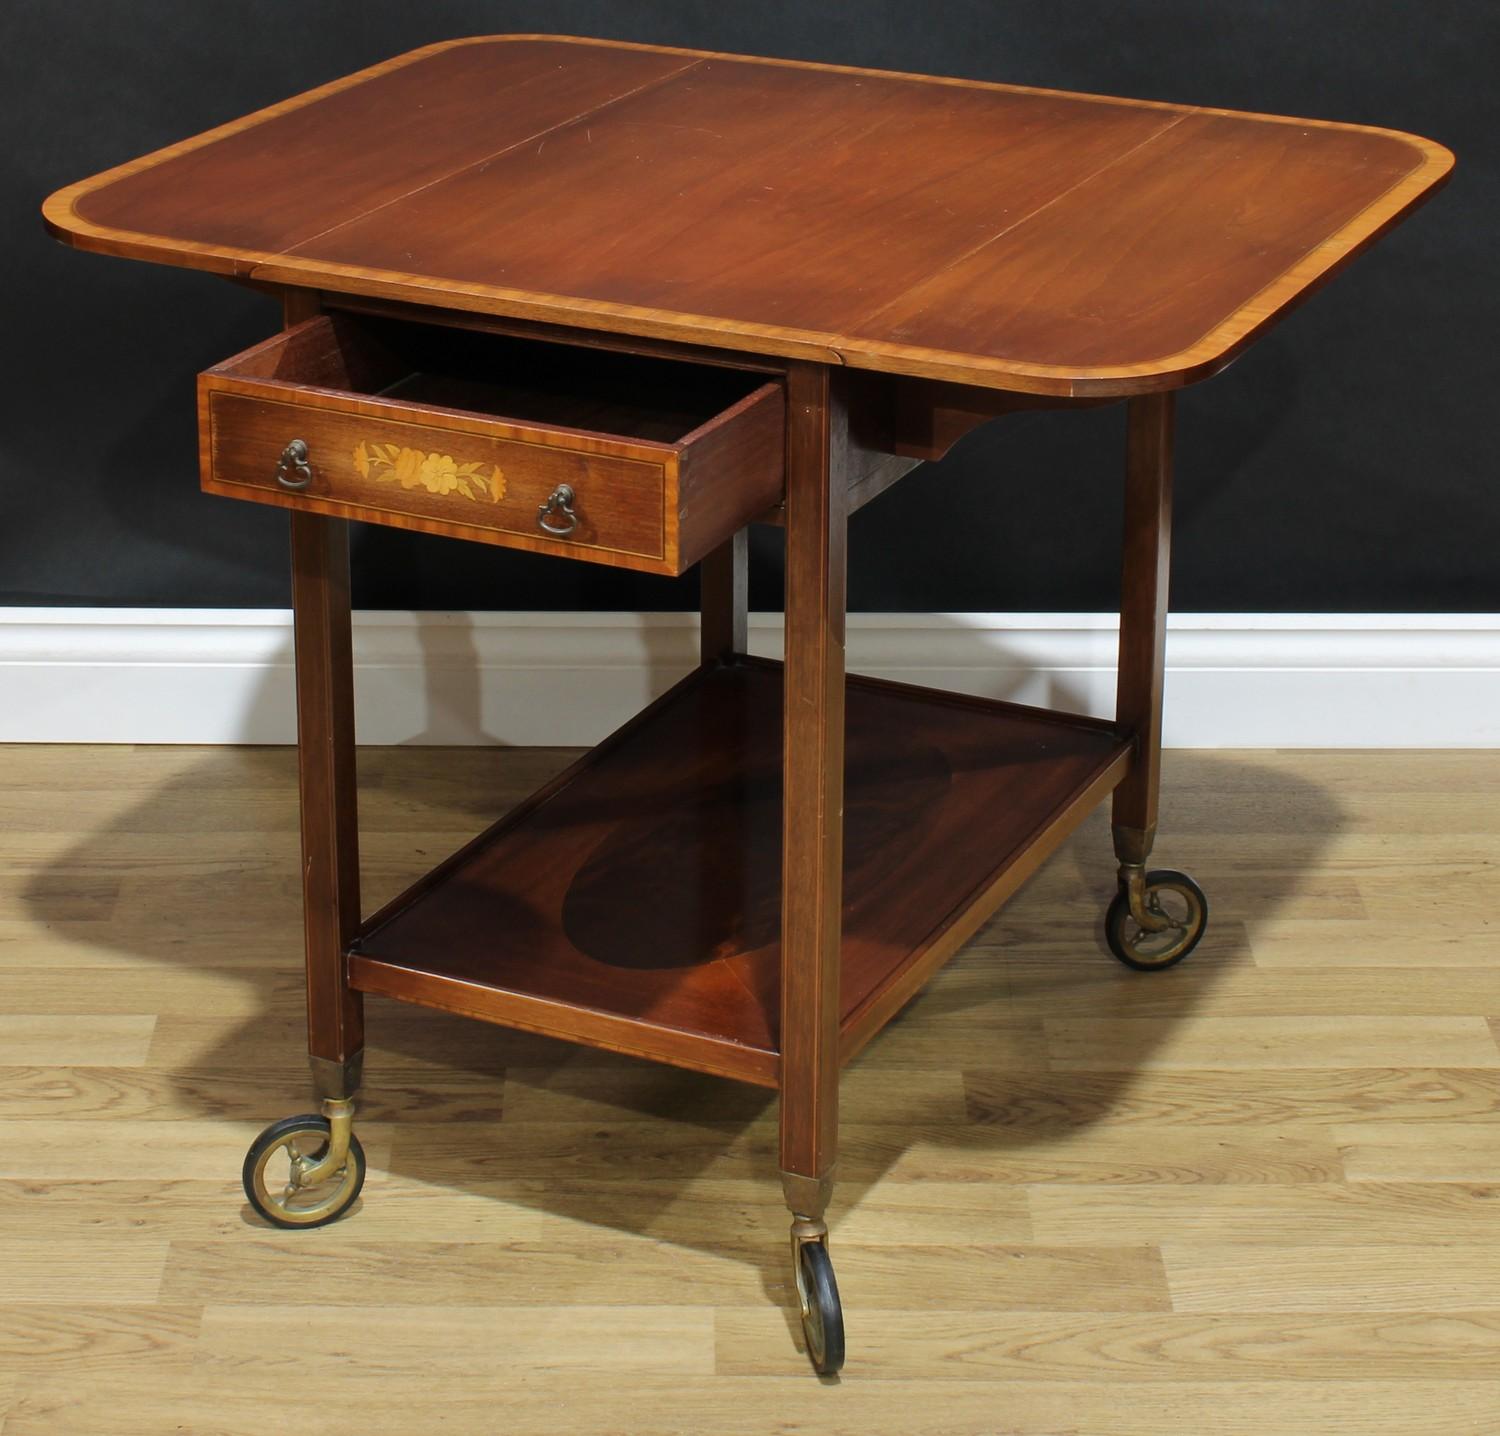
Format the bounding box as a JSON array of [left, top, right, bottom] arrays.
[[203, 390, 670, 564]]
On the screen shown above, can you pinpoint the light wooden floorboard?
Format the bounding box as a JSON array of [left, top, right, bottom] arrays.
[[0, 1015, 155, 1065], [1334, 1122, 1500, 1182], [1043, 1016, 1500, 1070], [0, 744, 1496, 1433], [716, 1308, 1500, 1380], [7, 1375, 1500, 1436], [2, 1237, 169, 1304], [1028, 1181, 1500, 1246], [1164, 1244, 1500, 1312]]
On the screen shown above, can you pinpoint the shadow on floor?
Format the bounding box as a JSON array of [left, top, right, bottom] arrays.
[[20, 620, 1344, 1350]]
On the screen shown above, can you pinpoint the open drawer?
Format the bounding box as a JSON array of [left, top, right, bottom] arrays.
[[197, 313, 785, 576]]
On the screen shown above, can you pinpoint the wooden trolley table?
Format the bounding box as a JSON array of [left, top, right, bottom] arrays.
[[44, 36, 1450, 1374]]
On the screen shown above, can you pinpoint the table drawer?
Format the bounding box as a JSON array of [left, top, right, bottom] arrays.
[[197, 313, 784, 576]]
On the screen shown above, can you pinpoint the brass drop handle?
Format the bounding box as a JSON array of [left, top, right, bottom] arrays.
[[275, 438, 313, 491], [537, 483, 578, 536]]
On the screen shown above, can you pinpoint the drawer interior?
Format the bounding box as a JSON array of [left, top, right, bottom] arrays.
[[234, 312, 771, 444]]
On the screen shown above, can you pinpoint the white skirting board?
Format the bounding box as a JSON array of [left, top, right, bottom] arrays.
[[2, 608, 1497, 747]]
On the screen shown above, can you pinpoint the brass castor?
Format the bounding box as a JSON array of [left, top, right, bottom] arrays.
[[792, 1224, 845, 1375], [1105, 867, 1208, 971], [242, 1098, 365, 1229]]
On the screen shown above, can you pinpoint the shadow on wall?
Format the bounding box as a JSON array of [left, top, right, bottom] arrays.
[[217, 610, 726, 749], [20, 619, 1344, 1328], [220, 607, 1147, 750]]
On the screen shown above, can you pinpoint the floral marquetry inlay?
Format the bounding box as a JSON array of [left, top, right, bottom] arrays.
[[352, 442, 505, 502]]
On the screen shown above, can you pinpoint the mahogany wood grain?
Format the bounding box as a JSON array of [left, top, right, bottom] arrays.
[[753, 370, 1113, 529], [44, 36, 1452, 396], [754, 372, 924, 527], [347, 948, 779, 1087], [841, 452, 924, 517], [1112, 393, 1175, 861], [346, 659, 1131, 1088], [288, 510, 363, 1076], [839, 739, 1129, 1068], [50, 41, 693, 266], [676, 392, 785, 571], [777, 363, 850, 1192], [844, 376, 934, 502], [254, 308, 919, 532], [887, 378, 1114, 462], [280, 290, 364, 1090], [324, 292, 788, 376], [198, 314, 785, 577], [860, 112, 1438, 382]]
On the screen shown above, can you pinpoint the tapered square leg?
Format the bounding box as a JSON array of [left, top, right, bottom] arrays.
[[699, 527, 748, 664], [1113, 391, 1173, 864], [778, 361, 850, 1374], [1108, 391, 1208, 971], [290, 509, 364, 1096], [240, 293, 368, 1230]]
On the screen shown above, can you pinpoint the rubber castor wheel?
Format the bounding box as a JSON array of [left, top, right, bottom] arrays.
[[242, 1113, 366, 1229], [795, 1240, 846, 1375], [1105, 868, 1208, 972]]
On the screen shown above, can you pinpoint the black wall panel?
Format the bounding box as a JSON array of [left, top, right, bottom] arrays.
[[5, 1, 1493, 611]]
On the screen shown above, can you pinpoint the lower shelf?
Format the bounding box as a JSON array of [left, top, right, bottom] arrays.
[[348, 657, 1132, 1085]]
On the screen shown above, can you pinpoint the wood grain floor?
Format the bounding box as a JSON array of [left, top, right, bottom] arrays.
[[1, 743, 1498, 1434]]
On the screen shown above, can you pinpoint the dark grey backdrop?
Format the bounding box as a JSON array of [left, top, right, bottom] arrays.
[[6, 1, 1494, 612]]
